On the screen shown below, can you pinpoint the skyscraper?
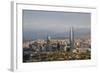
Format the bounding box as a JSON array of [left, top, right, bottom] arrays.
[[69, 27, 75, 49], [47, 35, 51, 44], [46, 35, 51, 52]]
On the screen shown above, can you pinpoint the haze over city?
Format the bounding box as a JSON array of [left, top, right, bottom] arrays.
[[23, 10, 91, 62], [23, 10, 91, 41]]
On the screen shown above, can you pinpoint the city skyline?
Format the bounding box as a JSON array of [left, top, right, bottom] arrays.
[[22, 10, 91, 62]]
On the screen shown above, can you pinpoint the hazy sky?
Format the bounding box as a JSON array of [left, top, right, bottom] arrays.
[[23, 10, 91, 40]]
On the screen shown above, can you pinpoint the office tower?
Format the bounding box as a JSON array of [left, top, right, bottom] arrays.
[[69, 27, 75, 49], [46, 35, 51, 51], [47, 35, 51, 44]]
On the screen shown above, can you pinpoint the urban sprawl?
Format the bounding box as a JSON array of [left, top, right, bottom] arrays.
[[23, 27, 91, 62]]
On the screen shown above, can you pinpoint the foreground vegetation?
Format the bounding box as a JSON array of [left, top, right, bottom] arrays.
[[23, 50, 91, 62]]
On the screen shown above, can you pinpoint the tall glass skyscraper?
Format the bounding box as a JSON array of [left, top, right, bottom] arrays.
[[69, 27, 75, 49]]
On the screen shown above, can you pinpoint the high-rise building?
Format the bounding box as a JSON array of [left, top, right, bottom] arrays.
[[46, 35, 52, 51], [69, 27, 75, 49], [47, 35, 51, 44]]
